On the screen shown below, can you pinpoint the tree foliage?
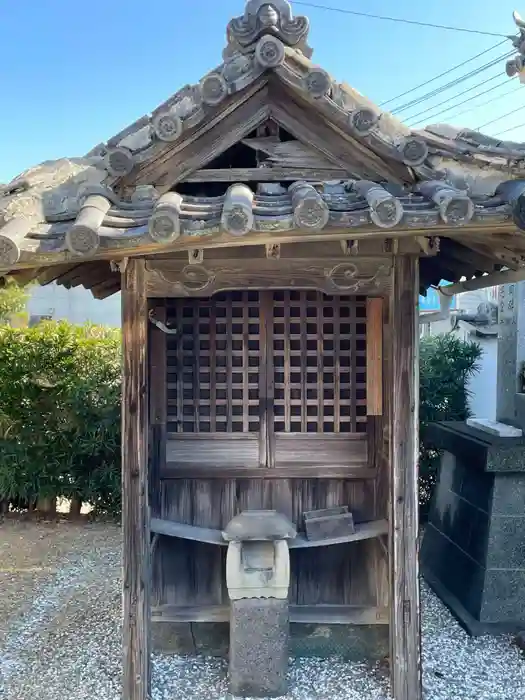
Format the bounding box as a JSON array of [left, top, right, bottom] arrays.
[[419, 332, 483, 517], [0, 321, 121, 514], [0, 278, 31, 325]]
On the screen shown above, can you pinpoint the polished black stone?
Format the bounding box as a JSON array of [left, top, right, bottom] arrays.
[[421, 421, 525, 635]]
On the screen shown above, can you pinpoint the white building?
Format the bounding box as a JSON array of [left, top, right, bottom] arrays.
[[28, 282, 121, 327], [420, 285, 499, 421]]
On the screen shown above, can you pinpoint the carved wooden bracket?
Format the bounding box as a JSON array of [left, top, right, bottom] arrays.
[[145, 256, 392, 298]]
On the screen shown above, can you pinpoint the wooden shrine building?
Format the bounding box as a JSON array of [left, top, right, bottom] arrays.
[[3, 3, 525, 698]]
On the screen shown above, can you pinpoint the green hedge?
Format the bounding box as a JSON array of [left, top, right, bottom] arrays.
[[0, 321, 482, 517], [0, 321, 121, 514], [419, 332, 482, 518]]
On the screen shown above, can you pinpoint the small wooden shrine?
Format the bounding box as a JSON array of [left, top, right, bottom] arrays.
[[3, 3, 525, 698]]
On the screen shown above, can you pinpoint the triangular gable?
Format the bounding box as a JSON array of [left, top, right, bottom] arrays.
[[95, 1, 425, 194], [2, 0, 525, 292]]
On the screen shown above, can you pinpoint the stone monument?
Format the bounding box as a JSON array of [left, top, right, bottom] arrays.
[[421, 282, 525, 635], [223, 510, 296, 698]]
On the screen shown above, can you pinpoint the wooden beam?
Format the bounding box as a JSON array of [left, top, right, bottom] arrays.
[[151, 604, 389, 625], [184, 167, 349, 182], [148, 300, 167, 518], [122, 257, 151, 700], [366, 298, 383, 416], [390, 256, 422, 700]]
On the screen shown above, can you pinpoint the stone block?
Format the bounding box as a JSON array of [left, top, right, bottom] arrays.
[[492, 475, 525, 515], [304, 510, 355, 541], [467, 418, 523, 438], [459, 467, 493, 513], [229, 598, 289, 698], [486, 516, 525, 569], [422, 421, 525, 635], [486, 445, 525, 472], [421, 524, 485, 619], [481, 570, 525, 623]]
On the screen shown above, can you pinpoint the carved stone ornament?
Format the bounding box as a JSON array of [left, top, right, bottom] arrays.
[[221, 184, 254, 236], [227, 1, 311, 56], [104, 146, 135, 177], [304, 67, 332, 99], [506, 11, 525, 80], [496, 179, 525, 230], [200, 73, 229, 106], [352, 181, 404, 229], [289, 181, 329, 229], [152, 111, 184, 142], [417, 181, 474, 226], [148, 192, 182, 243], [66, 194, 110, 256], [397, 137, 429, 167], [348, 109, 378, 136], [255, 35, 286, 68]]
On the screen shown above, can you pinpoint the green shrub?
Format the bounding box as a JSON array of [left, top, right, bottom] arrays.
[[0, 321, 121, 514], [419, 332, 483, 518]]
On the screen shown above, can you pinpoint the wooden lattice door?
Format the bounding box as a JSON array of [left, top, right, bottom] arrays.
[[165, 290, 367, 471], [166, 291, 263, 469], [269, 290, 367, 470]]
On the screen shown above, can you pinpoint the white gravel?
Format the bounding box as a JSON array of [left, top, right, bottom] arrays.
[[0, 525, 524, 700]]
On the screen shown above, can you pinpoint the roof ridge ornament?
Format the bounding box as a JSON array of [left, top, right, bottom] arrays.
[[506, 10, 525, 81], [226, 1, 312, 58]]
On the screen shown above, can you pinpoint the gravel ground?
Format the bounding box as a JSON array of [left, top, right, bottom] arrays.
[[0, 520, 524, 700]]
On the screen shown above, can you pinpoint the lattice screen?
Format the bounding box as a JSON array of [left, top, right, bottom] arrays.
[[166, 291, 261, 433], [165, 291, 367, 436], [272, 291, 367, 434]]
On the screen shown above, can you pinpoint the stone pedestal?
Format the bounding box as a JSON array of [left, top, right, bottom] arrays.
[[421, 421, 525, 635], [223, 510, 295, 698], [230, 599, 289, 698]]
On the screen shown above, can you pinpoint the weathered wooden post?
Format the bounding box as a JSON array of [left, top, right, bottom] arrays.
[[390, 255, 422, 700], [121, 257, 151, 700]]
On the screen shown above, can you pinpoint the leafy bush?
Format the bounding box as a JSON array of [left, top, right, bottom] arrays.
[[419, 333, 483, 518], [0, 278, 32, 326], [0, 321, 121, 514]]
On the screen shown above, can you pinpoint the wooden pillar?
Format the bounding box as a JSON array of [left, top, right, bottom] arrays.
[[122, 257, 151, 700], [390, 256, 422, 700]]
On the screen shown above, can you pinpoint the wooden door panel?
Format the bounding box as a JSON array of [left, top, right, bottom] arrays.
[[274, 433, 367, 468], [165, 291, 263, 469], [164, 290, 368, 472], [271, 291, 367, 469]]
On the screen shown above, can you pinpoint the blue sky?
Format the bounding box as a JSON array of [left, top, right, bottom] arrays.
[[0, 0, 524, 183]]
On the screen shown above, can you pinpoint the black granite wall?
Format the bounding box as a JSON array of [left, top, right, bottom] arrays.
[[421, 422, 525, 634]]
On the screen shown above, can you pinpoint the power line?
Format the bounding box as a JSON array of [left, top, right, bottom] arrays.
[[294, 2, 509, 37], [403, 73, 505, 123], [494, 122, 525, 137], [475, 104, 525, 130], [379, 39, 508, 107], [391, 51, 513, 114], [406, 78, 512, 126], [411, 84, 518, 127]]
